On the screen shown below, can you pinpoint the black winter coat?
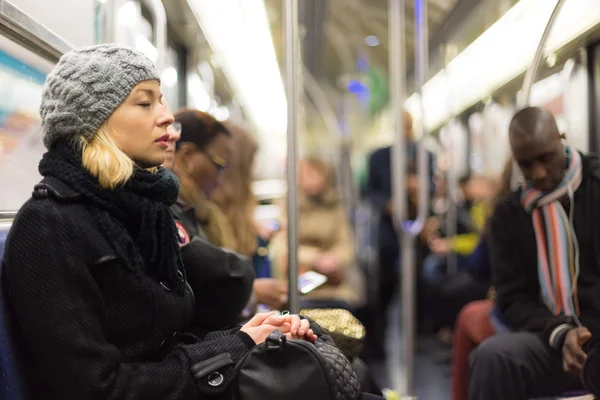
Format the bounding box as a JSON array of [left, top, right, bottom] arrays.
[[491, 153, 600, 346], [1, 177, 256, 400], [171, 200, 255, 333]]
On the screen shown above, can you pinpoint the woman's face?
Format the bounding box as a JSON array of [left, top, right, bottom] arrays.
[[299, 161, 326, 197], [108, 80, 174, 168], [184, 133, 232, 196]]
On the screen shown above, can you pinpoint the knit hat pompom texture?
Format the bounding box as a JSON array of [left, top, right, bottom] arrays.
[[40, 44, 160, 149]]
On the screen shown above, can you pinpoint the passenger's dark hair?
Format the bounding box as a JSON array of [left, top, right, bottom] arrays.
[[174, 108, 230, 151]]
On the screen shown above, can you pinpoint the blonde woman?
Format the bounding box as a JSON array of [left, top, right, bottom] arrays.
[[2, 44, 315, 400]]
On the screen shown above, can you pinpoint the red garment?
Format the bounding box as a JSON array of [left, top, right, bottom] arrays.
[[451, 300, 495, 400]]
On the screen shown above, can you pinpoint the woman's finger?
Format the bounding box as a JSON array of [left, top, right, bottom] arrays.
[[289, 315, 301, 336], [298, 319, 310, 337], [247, 311, 275, 327], [263, 314, 287, 326]]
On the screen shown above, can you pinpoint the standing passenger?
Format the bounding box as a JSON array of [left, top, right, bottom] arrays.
[[362, 110, 434, 360]]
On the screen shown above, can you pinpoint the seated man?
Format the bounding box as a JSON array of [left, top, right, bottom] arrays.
[[469, 106, 600, 399]]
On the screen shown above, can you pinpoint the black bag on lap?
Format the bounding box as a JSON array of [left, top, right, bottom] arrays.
[[234, 320, 360, 400]]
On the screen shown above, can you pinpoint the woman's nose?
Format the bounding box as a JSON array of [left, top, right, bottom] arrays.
[[158, 105, 175, 126]]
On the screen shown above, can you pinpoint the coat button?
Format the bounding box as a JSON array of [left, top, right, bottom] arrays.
[[207, 372, 224, 387]]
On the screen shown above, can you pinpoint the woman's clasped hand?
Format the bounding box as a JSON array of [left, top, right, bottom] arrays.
[[240, 312, 318, 345]]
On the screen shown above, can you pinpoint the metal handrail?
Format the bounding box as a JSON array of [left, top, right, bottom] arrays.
[[0, 211, 17, 220], [519, 0, 566, 108], [389, 0, 430, 395], [413, 0, 430, 237], [0, 0, 73, 63], [514, 0, 566, 188], [390, 0, 407, 228], [283, 0, 300, 314]]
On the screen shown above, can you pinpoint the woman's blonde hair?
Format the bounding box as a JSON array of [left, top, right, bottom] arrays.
[[80, 123, 156, 190]]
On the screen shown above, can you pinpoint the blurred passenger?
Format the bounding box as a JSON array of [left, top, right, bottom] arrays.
[[362, 110, 435, 360], [423, 175, 493, 337], [271, 157, 363, 311], [163, 111, 255, 334], [1, 44, 316, 400], [211, 120, 262, 257], [172, 109, 237, 249], [211, 120, 288, 311], [422, 175, 491, 285], [469, 106, 600, 399], [451, 159, 513, 400]]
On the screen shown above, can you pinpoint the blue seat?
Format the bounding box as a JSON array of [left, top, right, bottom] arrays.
[[489, 306, 590, 399], [0, 222, 32, 399]]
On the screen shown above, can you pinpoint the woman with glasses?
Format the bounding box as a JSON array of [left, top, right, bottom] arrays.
[[172, 109, 237, 249]]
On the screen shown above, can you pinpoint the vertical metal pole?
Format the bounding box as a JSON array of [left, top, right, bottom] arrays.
[[284, 0, 300, 314], [445, 123, 458, 276], [415, 0, 430, 228], [389, 0, 415, 396], [389, 0, 407, 231]]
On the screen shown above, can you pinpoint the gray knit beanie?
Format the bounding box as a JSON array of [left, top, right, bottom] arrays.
[[40, 43, 160, 149]]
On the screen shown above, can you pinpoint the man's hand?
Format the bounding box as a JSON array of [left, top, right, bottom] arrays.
[[562, 327, 592, 375], [429, 237, 452, 256]]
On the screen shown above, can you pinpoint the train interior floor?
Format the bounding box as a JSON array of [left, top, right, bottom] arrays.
[[367, 296, 452, 399]]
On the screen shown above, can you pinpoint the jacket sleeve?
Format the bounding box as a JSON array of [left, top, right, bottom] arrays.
[[181, 237, 255, 331], [462, 237, 492, 283], [490, 201, 569, 344], [269, 228, 320, 271], [450, 232, 479, 255], [3, 203, 254, 400]]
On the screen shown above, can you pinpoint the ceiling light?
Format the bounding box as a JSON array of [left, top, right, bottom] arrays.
[[214, 106, 230, 121], [188, 0, 286, 138], [405, 0, 600, 131], [161, 67, 178, 88]]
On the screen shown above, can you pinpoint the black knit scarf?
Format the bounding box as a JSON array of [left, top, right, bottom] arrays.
[[39, 140, 186, 295]]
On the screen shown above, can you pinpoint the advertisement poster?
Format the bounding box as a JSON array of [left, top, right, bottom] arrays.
[[0, 50, 46, 210]]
